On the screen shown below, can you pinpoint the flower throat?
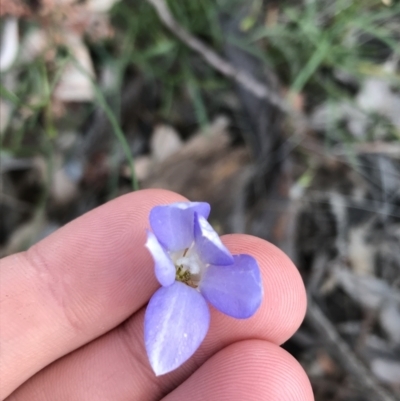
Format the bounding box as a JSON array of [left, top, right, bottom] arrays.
[[174, 247, 200, 288]]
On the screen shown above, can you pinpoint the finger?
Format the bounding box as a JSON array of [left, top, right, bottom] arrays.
[[0, 189, 186, 398], [164, 340, 314, 401], [8, 235, 306, 401]]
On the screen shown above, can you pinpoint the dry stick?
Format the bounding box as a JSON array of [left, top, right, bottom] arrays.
[[307, 299, 398, 401], [147, 0, 309, 156], [147, 0, 291, 114]]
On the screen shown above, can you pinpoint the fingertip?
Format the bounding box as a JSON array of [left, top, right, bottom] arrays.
[[165, 340, 314, 401]]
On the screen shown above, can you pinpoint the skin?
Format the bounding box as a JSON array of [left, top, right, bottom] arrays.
[[0, 189, 314, 401]]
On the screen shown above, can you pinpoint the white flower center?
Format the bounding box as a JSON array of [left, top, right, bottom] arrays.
[[175, 254, 202, 275], [170, 245, 206, 287]]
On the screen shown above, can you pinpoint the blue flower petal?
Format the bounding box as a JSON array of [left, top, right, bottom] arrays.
[[145, 231, 175, 287], [150, 202, 211, 252], [144, 282, 210, 376], [193, 213, 234, 266], [199, 254, 263, 319]]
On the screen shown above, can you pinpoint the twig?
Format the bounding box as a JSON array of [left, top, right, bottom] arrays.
[[307, 298, 399, 401], [146, 0, 291, 114]]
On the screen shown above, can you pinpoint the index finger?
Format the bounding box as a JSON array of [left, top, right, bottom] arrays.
[[0, 189, 186, 398]]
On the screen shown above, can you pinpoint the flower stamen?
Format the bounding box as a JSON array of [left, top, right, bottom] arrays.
[[176, 265, 189, 280], [174, 247, 204, 287], [175, 260, 199, 288]]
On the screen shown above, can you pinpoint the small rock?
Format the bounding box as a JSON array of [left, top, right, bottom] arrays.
[[371, 358, 400, 385], [151, 125, 182, 162], [133, 156, 152, 181], [0, 17, 19, 72], [53, 33, 95, 102]]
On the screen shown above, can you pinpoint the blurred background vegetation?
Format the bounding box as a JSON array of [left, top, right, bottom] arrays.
[[1, 1, 400, 400]]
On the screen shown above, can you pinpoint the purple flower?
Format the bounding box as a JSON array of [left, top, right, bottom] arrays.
[[144, 202, 263, 376]]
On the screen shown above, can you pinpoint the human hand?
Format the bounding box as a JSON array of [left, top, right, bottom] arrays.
[[1, 189, 313, 401]]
